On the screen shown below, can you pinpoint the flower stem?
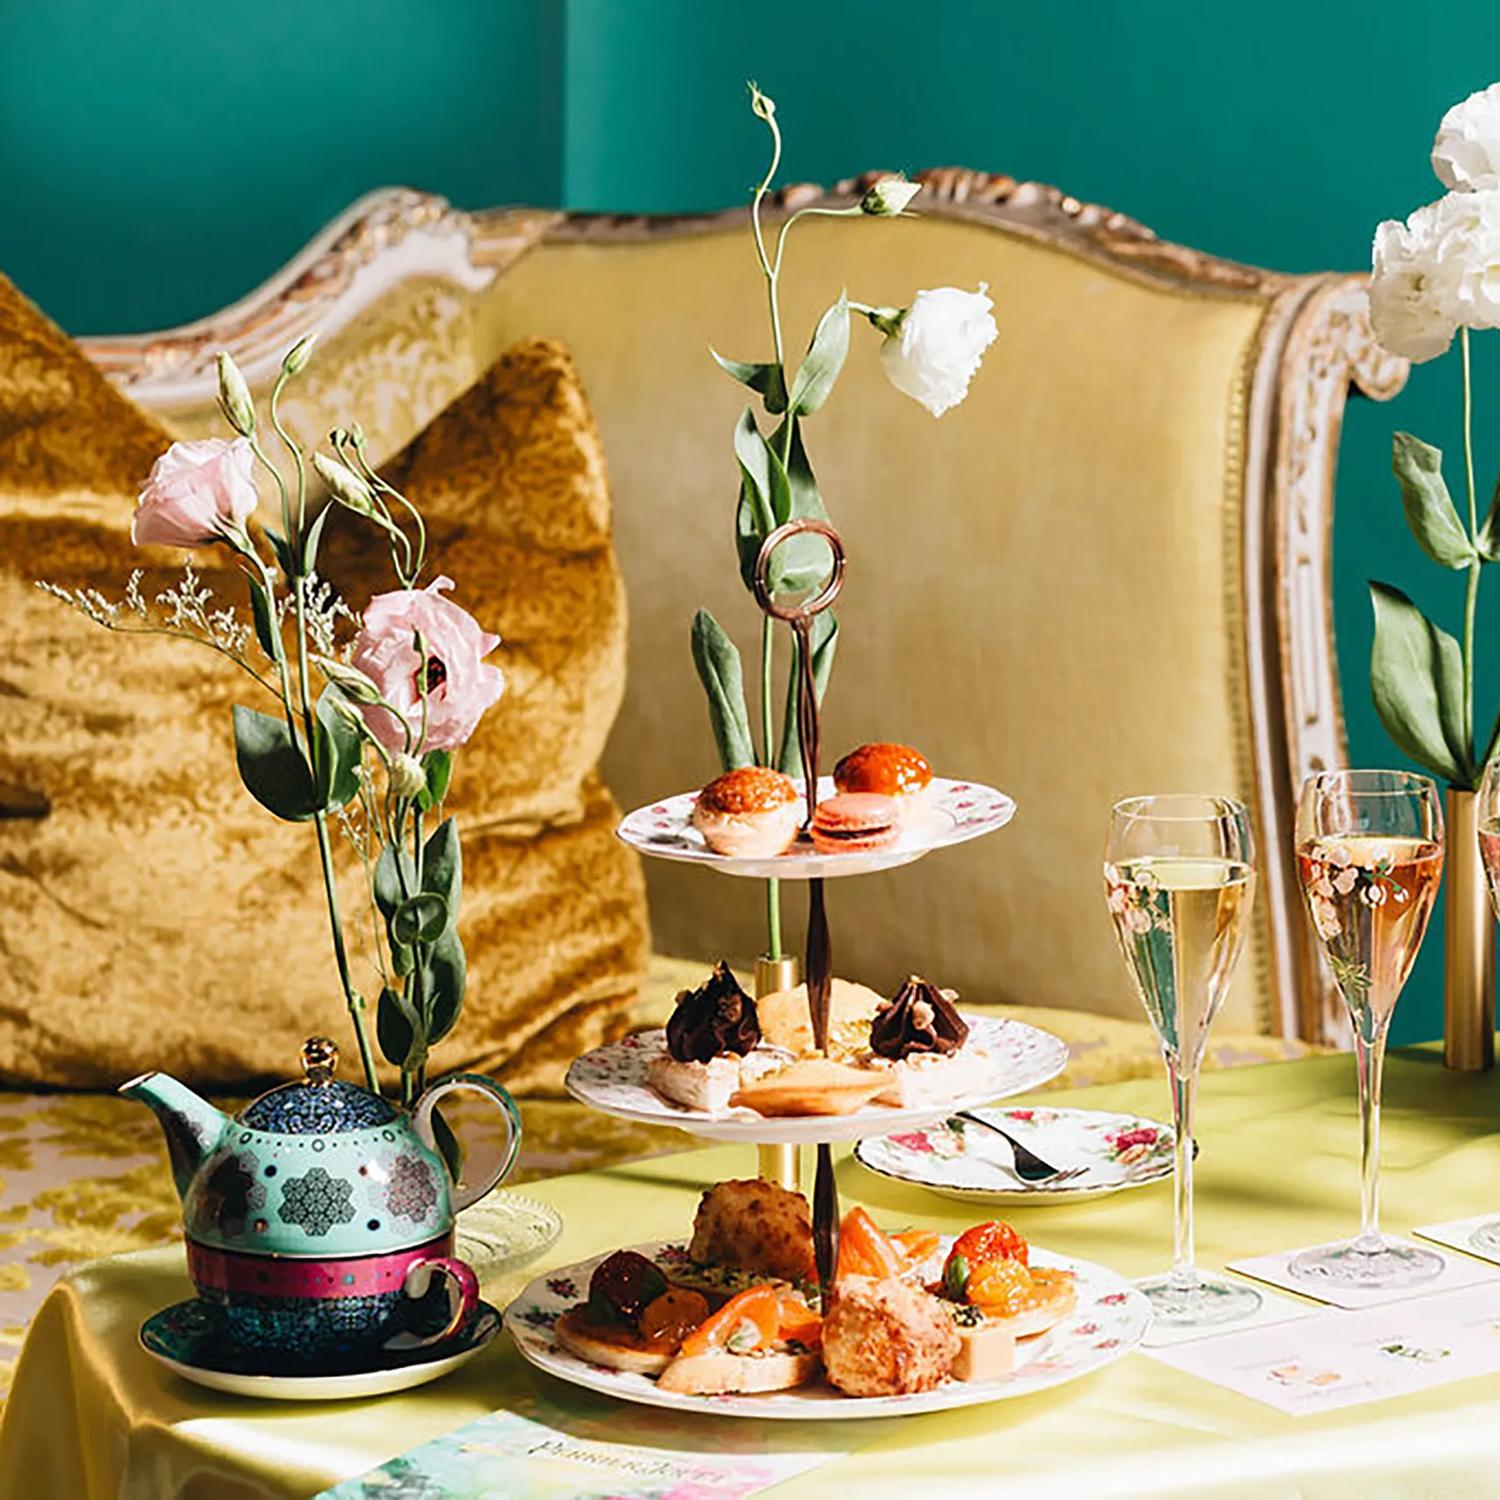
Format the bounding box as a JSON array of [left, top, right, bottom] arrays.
[[313, 807, 380, 1092]]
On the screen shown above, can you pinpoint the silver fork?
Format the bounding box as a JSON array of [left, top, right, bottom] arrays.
[[953, 1111, 1088, 1187]]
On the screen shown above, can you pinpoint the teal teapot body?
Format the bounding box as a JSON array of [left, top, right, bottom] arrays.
[[122, 1037, 522, 1367]]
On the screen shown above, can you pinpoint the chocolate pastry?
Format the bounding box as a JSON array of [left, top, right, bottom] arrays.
[[869, 976, 970, 1060], [665, 962, 761, 1063]]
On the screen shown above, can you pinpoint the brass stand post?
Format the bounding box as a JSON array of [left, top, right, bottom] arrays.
[[1445, 788, 1495, 1071], [755, 955, 801, 1190]]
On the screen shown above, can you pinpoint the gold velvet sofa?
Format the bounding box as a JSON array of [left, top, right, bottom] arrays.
[[0, 172, 1397, 1391]]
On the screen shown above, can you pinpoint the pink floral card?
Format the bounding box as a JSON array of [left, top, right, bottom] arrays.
[[316, 1409, 844, 1499]]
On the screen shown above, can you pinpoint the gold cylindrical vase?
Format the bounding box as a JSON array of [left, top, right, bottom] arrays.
[[1445, 788, 1495, 1071], [754, 955, 801, 1190]]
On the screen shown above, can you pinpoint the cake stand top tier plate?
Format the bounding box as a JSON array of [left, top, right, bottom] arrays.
[[616, 776, 1015, 879]]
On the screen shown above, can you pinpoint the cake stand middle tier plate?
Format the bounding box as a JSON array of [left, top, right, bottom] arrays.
[[616, 776, 1015, 879], [564, 1014, 1069, 1145]]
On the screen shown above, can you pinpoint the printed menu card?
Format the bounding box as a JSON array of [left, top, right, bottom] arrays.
[[1150, 1279, 1500, 1416]]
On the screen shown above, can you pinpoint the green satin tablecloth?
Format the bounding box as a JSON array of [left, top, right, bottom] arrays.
[[6, 1046, 1500, 1500]]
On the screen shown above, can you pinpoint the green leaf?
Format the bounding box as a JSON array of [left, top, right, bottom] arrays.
[[231, 705, 318, 821], [301, 501, 333, 574], [374, 843, 418, 918], [313, 688, 362, 811], [422, 928, 466, 1043], [1479, 471, 1500, 562], [1391, 433, 1474, 569], [391, 941, 417, 977], [417, 750, 452, 811], [1369, 581, 1470, 785], [263, 527, 297, 579], [776, 610, 840, 775], [711, 349, 787, 414], [788, 294, 850, 417], [732, 408, 780, 588], [376, 984, 425, 1070], [421, 817, 461, 916], [726, 414, 822, 600], [430, 1103, 463, 1183], [391, 891, 449, 947], [690, 609, 756, 771], [245, 573, 279, 659]]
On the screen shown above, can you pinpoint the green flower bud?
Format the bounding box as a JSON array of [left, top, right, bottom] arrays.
[[388, 753, 426, 800], [749, 82, 776, 121], [282, 333, 318, 376], [216, 352, 256, 436], [860, 176, 921, 218], [315, 655, 384, 705], [312, 452, 377, 515]]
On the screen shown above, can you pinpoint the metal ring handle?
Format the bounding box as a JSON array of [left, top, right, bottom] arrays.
[[751, 519, 846, 622]]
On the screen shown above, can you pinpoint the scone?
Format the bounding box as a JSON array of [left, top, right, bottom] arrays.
[[691, 767, 801, 858], [822, 1275, 959, 1396]]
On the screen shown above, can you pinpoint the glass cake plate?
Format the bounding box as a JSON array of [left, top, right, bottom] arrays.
[[616, 776, 1016, 879], [564, 1014, 1068, 1145], [505, 1238, 1150, 1419]]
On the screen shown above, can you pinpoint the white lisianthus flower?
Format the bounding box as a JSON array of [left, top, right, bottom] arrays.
[[1433, 83, 1500, 192], [1425, 189, 1500, 330], [879, 284, 998, 417], [1369, 201, 1458, 362]]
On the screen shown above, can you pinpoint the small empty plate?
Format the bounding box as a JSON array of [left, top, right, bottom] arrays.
[[856, 1105, 1174, 1205]]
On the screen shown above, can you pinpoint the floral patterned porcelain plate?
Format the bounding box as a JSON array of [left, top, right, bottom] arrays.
[[564, 1016, 1069, 1145], [505, 1239, 1150, 1419], [855, 1106, 1175, 1205], [616, 776, 1016, 879]]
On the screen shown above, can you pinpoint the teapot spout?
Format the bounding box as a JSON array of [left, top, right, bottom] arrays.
[[119, 1072, 230, 1202]]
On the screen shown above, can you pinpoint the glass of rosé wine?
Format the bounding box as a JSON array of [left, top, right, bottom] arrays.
[[1292, 769, 1445, 1290]]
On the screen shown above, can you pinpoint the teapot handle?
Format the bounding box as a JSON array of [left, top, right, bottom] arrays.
[[411, 1073, 522, 1212]]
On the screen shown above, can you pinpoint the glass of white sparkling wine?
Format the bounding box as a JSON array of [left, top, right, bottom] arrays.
[[1104, 794, 1262, 1328], [1291, 769, 1445, 1290]]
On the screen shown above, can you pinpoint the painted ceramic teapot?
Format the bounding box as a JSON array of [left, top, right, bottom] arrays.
[[123, 1037, 521, 1367]]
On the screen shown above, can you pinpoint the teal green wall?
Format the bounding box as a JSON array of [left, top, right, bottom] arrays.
[[6, 0, 1499, 1044]]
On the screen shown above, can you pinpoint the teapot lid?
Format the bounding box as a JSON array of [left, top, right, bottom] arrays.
[[237, 1037, 398, 1135]]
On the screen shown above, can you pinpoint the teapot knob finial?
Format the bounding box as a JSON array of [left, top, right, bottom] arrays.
[[301, 1036, 339, 1084]]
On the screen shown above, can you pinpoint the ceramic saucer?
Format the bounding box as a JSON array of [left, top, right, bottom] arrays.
[[140, 1297, 500, 1401], [855, 1105, 1175, 1205]]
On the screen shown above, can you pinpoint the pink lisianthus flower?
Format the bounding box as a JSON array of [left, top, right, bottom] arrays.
[[351, 575, 504, 753], [132, 438, 259, 547]]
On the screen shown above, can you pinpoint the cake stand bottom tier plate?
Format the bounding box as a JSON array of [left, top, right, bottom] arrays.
[[504, 1240, 1150, 1419]]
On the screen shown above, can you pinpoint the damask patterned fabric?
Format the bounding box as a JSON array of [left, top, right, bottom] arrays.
[[0, 276, 648, 1096], [0, 955, 1317, 1402]]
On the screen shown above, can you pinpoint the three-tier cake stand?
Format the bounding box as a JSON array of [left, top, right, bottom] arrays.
[[574, 518, 1063, 1288]]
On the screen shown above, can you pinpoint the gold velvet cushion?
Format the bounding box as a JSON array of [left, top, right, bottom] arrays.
[[0, 277, 647, 1093]]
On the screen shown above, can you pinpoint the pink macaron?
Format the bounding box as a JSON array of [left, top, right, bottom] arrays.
[[809, 793, 902, 854]]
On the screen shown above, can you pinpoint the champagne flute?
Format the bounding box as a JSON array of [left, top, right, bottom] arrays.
[[1104, 795, 1262, 1327], [1291, 769, 1445, 1289]]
